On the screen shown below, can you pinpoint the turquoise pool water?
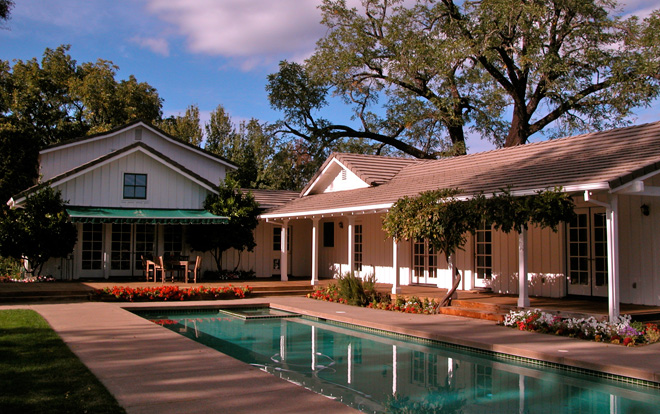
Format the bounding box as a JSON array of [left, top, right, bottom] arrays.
[[138, 308, 660, 413]]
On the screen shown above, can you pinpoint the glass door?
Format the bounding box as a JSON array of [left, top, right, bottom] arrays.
[[567, 208, 608, 297], [110, 224, 156, 277], [79, 223, 104, 278], [412, 240, 437, 284]]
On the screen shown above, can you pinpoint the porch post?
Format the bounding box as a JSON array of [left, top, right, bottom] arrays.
[[392, 238, 401, 294], [607, 195, 620, 320], [347, 216, 355, 273], [311, 218, 319, 286], [518, 227, 530, 307], [280, 219, 289, 281]]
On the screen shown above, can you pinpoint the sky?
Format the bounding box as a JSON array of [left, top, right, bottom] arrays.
[[1, 0, 659, 153]]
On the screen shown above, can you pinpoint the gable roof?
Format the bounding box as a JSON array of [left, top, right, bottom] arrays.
[[262, 121, 660, 219], [301, 153, 422, 196], [9, 142, 219, 206], [40, 119, 237, 170]]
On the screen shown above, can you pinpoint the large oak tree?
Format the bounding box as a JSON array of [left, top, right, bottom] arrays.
[[267, 0, 660, 157]]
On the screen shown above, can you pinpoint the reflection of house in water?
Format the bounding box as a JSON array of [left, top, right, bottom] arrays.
[[166, 314, 658, 413]]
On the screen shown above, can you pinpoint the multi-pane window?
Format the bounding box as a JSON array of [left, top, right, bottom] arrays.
[[354, 224, 363, 271], [568, 213, 589, 285], [111, 223, 131, 270], [81, 223, 103, 270], [123, 173, 147, 199], [164, 225, 183, 257], [134, 224, 155, 270], [475, 223, 493, 280], [273, 226, 291, 251]]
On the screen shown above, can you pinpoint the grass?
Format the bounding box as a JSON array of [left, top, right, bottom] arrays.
[[0, 309, 126, 414]]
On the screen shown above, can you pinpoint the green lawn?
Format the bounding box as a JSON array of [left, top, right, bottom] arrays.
[[0, 309, 126, 414]]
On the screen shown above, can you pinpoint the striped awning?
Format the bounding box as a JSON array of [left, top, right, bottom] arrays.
[[66, 207, 228, 224]]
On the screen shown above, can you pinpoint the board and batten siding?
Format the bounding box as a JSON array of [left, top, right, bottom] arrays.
[[53, 151, 209, 209], [40, 125, 228, 186]]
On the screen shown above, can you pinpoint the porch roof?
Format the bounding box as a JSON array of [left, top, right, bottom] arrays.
[[66, 207, 228, 224], [262, 121, 660, 220]]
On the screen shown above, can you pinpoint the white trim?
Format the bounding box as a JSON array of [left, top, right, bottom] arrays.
[[261, 203, 393, 220], [610, 169, 660, 194], [302, 158, 369, 197], [39, 121, 237, 170]]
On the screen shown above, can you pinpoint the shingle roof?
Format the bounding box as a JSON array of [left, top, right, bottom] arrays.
[[302, 152, 422, 195], [247, 189, 299, 210], [263, 121, 660, 218]]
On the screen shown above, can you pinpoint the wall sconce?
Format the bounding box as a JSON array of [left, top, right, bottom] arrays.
[[641, 204, 650, 216], [338, 221, 344, 229]]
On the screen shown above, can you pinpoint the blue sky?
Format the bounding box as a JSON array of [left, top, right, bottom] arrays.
[[1, 0, 659, 153]]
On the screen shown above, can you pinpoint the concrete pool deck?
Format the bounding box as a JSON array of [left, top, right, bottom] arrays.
[[2, 297, 660, 413]]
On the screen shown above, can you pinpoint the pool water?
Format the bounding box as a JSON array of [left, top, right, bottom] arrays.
[[138, 309, 660, 414]]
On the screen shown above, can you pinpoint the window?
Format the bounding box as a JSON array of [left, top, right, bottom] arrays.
[[123, 173, 147, 199], [475, 223, 492, 280], [81, 223, 103, 270], [354, 224, 363, 271], [273, 226, 291, 251], [323, 222, 334, 247], [164, 226, 183, 257]]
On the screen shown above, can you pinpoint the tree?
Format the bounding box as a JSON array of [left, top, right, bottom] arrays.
[[0, 187, 77, 276], [1, 45, 163, 147], [267, 0, 660, 158], [382, 187, 575, 305], [187, 177, 260, 272], [0, 0, 13, 24], [0, 121, 39, 203], [158, 104, 203, 146]]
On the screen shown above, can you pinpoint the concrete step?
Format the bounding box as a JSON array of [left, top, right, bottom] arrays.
[[0, 294, 91, 303], [438, 305, 506, 322], [250, 289, 313, 297]]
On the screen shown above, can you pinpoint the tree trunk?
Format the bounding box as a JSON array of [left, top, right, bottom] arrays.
[[505, 108, 530, 147], [447, 124, 467, 155]]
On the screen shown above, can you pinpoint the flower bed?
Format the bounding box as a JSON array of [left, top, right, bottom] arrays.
[[502, 309, 660, 346], [93, 285, 252, 302], [307, 284, 441, 314]]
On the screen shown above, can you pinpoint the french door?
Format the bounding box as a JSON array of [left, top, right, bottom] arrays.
[[110, 224, 155, 276], [412, 240, 437, 284], [567, 208, 608, 297]]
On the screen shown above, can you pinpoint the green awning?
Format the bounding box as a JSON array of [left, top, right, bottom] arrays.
[[66, 207, 228, 224]]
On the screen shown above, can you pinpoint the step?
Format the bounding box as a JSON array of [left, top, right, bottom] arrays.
[[451, 299, 515, 314], [250, 289, 313, 297], [250, 285, 314, 293], [438, 306, 506, 322], [0, 294, 91, 303]]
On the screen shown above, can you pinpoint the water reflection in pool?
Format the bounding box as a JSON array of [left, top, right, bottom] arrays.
[[141, 310, 659, 414]]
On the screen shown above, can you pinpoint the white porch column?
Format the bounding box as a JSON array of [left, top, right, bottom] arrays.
[[280, 219, 289, 281], [347, 216, 355, 273], [311, 218, 319, 286], [392, 238, 401, 294], [607, 195, 620, 320], [518, 227, 530, 307]]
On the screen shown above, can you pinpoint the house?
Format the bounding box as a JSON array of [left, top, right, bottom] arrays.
[[261, 122, 660, 319], [8, 121, 297, 280]]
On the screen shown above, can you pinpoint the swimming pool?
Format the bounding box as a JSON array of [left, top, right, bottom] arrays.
[[137, 307, 660, 413]]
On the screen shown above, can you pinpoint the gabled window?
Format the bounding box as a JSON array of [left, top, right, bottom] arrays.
[[123, 173, 147, 199]]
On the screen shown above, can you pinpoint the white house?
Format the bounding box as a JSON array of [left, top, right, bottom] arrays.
[[261, 121, 660, 319], [8, 121, 297, 280]]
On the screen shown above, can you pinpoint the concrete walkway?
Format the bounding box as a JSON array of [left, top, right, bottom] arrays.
[[2, 296, 660, 413]]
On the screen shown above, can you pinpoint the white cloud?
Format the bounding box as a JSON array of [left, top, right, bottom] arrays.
[[144, 0, 325, 67], [130, 36, 170, 56]]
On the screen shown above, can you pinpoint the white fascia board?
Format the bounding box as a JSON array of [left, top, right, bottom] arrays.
[[610, 169, 660, 194], [261, 203, 393, 220], [44, 146, 218, 196], [40, 121, 237, 170], [302, 158, 368, 197]]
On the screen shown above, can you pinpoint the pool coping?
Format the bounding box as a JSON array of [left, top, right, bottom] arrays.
[[4, 297, 660, 413]]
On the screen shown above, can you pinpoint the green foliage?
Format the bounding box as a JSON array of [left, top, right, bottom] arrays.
[[267, 0, 660, 157], [0, 187, 77, 276], [157, 104, 203, 146], [336, 272, 383, 307], [1, 45, 162, 147], [0, 121, 39, 202], [0, 309, 126, 414], [187, 177, 260, 271], [383, 188, 575, 261]]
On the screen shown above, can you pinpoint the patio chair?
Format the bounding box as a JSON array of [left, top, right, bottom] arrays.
[[142, 255, 160, 282], [185, 256, 202, 283], [158, 256, 176, 283]]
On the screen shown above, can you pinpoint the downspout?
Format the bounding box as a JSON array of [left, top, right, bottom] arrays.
[[584, 191, 620, 320]]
